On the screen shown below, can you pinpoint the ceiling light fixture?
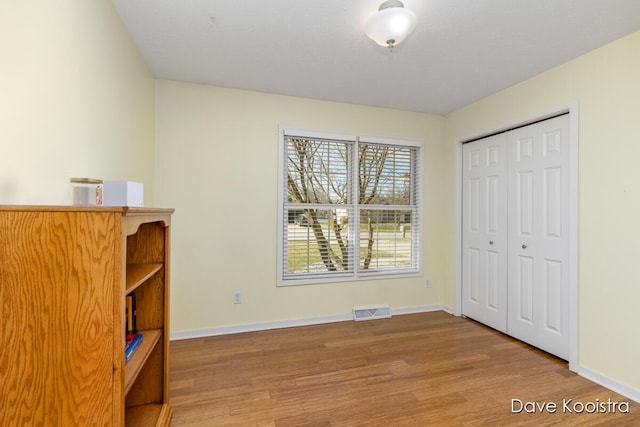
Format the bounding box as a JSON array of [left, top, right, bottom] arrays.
[[365, 0, 417, 51]]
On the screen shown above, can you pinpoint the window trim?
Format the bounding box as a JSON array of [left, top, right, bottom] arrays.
[[277, 126, 423, 286]]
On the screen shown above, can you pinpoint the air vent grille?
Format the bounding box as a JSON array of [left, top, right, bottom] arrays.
[[353, 305, 391, 321]]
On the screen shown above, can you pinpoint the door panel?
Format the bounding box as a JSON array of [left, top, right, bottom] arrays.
[[544, 167, 562, 239], [487, 175, 500, 233], [517, 255, 534, 324], [507, 115, 570, 360], [517, 171, 534, 236], [462, 134, 508, 333], [542, 129, 562, 158], [536, 116, 570, 359], [468, 178, 481, 232], [543, 259, 562, 333], [486, 250, 500, 310], [468, 247, 480, 304], [517, 136, 534, 160]]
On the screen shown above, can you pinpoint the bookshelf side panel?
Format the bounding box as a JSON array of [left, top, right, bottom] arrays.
[[0, 210, 117, 425]]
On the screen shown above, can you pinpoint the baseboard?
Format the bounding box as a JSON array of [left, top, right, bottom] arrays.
[[391, 304, 446, 316], [440, 304, 455, 315], [170, 313, 351, 340], [576, 365, 640, 404], [170, 304, 445, 341]]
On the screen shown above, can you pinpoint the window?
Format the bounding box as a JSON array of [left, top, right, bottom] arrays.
[[278, 127, 422, 285]]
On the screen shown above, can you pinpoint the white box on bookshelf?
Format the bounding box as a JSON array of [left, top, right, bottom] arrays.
[[103, 181, 144, 207]]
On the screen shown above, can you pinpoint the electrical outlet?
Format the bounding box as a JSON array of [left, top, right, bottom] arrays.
[[425, 278, 431, 288], [233, 291, 242, 304]]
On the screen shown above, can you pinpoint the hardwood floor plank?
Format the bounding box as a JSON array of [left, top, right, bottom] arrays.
[[169, 312, 639, 426]]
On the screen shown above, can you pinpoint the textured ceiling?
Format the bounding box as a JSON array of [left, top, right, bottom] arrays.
[[111, 0, 640, 114]]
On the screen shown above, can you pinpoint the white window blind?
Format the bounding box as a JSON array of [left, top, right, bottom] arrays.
[[278, 128, 422, 286]]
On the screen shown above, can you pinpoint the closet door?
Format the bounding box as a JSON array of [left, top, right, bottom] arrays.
[[507, 115, 570, 360], [462, 134, 508, 333]]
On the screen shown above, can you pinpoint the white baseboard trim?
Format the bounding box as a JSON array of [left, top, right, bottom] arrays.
[[391, 304, 446, 316], [440, 304, 454, 315], [170, 304, 445, 341], [170, 313, 351, 341], [576, 365, 640, 404]]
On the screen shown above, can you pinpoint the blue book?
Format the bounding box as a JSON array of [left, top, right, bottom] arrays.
[[125, 333, 144, 364]]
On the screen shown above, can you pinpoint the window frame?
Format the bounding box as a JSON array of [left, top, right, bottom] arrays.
[[277, 126, 423, 286]]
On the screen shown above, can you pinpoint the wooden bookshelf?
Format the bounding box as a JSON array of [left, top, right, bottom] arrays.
[[0, 206, 174, 426]]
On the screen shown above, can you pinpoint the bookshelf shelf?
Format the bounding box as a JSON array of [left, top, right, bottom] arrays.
[[124, 329, 162, 394], [0, 206, 173, 425], [126, 403, 172, 427], [126, 263, 163, 294]]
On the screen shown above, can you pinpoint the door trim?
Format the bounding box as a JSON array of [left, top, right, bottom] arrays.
[[453, 100, 579, 371]]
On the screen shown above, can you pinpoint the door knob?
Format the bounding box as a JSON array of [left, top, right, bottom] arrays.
[[522, 244, 527, 249], [489, 241, 494, 245]]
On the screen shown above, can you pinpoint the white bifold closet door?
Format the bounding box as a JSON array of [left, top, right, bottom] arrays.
[[462, 115, 570, 360], [507, 115, 570, 359], [462, 133, 508, 333]]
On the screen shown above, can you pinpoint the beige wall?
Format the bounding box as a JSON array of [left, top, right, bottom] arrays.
[[445, 31, 640, 391], [0, 1, 155, 205], [154, 81, 447, 333]]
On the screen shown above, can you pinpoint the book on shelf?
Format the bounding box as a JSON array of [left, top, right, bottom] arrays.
[[125, 332, 143, 364], [126, 293, 137, 341]]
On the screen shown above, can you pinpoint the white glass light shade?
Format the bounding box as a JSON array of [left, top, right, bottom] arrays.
[[365, 1, 417, 48]]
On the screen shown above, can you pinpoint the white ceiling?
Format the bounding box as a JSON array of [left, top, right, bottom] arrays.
[[111, 0, 640, 115]]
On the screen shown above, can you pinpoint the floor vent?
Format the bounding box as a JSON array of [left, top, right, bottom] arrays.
[[353, 305, 392, 321]]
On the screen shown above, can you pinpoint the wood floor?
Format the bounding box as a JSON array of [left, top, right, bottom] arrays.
[[168, 311, 639, 426]]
